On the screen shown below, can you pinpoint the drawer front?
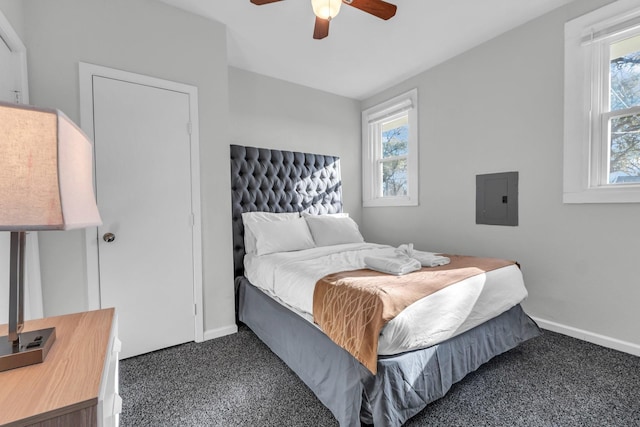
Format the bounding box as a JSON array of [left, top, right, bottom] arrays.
[[98, 314, 121, 427]]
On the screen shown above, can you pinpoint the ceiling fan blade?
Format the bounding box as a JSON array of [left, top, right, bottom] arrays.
[[313, 17, 330, 39], [344, 0, 397, 20], [250, 0, 283, 5]]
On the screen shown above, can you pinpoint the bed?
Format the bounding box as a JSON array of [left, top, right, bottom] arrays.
[[230, 144, 541, 426]]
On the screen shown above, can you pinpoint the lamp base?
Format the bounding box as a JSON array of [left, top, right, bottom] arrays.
[[0, 327, 56, 372]]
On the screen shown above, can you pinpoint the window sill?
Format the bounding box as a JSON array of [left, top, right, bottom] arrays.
[[363, 196, 418, 207], [563, 185, 640, 204]]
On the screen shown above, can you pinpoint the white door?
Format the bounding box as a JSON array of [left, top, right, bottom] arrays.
[[91, 75, 196, 359]]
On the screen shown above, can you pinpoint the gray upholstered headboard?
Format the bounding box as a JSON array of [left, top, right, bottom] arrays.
[[230, 144, 343, 278]]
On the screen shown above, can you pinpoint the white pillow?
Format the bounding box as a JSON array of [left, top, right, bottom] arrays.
[[246, 217, 315, 256], [304, 215, 365, 247], [242, 212, 300, 254]]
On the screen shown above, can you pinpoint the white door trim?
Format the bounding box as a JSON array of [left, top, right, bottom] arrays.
[[78, 62, 204, 342], [0, 9, 29, 104]]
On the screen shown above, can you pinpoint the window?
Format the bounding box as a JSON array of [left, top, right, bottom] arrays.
[[564, 0, 640, 203], [362, 89, 418, 207]]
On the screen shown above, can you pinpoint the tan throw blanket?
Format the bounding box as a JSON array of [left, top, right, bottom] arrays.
[[313, 255, 516, 374]]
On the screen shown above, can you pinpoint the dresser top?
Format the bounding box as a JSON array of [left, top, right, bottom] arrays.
[[0, 308, 115, 426]]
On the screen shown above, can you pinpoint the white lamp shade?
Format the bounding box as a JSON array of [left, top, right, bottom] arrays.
[[0, 101, 102, 230], [311, 0, 342, 19]]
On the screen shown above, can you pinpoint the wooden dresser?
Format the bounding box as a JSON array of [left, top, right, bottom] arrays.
[[0, 308, 121, 427]]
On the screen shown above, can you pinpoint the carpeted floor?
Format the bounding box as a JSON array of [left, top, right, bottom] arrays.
[[120, 325, 640, 426]]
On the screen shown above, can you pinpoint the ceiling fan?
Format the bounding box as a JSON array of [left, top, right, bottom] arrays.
[[250, 0, 397, 39]]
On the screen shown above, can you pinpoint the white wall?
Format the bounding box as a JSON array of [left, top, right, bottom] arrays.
[[13, 0, 235, 336], [361, 0, 640, 352], [229, 67, 363, 221], [0, 0, 23, 38]]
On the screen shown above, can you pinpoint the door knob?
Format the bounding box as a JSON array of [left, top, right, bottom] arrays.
[[103, 232, 116, 243]]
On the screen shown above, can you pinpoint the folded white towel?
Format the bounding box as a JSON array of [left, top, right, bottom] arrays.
[[395, 243, 413, 258], [412, 252, 450, 267], [364, 255, 422, 276], [395, 243, 415, 257], [395, 243, 450, 267]]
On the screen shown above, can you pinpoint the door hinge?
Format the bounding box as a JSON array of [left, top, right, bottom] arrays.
[[12, 90, 22, 104], [189, 213, 195, 227], [187, 122, 192, 135], [193, 304, 197, 316]]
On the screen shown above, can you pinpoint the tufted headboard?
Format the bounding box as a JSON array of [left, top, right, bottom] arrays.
[[230, 144, 343, 278]]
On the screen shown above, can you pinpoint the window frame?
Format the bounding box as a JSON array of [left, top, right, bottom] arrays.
[[362, 88, 418, 207], [564, 0, 640, 203]]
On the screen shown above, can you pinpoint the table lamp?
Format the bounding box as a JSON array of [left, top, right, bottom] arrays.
[[0, 101, 102, 371]]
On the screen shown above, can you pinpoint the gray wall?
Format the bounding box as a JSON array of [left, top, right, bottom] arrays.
[[229, 67, 363, 221], [361, 0, 640, 348], [8, 0, 235, 335]]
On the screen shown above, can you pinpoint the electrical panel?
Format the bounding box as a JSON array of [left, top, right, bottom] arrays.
[[476, 172, 518, 226]]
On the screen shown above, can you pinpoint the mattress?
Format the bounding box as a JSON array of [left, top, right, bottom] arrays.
[[244, 242, 528, 356]]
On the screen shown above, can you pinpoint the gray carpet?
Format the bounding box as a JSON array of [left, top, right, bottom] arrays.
[[120, 326, 640, 426]]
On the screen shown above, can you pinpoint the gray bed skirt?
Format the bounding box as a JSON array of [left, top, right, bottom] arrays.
[[236, 276, 541, 426]]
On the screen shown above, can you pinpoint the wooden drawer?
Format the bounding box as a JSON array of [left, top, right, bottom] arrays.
[[0, 309, 118, 427]]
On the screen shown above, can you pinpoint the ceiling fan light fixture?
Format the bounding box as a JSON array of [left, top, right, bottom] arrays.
[[311, 0, 342, 20]]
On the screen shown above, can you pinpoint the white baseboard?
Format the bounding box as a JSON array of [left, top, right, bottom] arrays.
[[203, 324, 238, 342], [531, 316, 640, 357]]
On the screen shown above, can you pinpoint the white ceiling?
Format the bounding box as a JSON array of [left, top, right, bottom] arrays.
[[158, 0, 573, 100]]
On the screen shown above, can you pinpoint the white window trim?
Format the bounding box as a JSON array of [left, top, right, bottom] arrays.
[[564, 0, 640, 203], [362, 88, 419, 207]]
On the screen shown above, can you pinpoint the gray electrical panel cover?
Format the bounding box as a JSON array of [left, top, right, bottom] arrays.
[[476, 172, 518, 226]]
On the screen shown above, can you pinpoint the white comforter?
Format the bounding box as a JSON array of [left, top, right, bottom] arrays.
[[244, 243, 528, 356]]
